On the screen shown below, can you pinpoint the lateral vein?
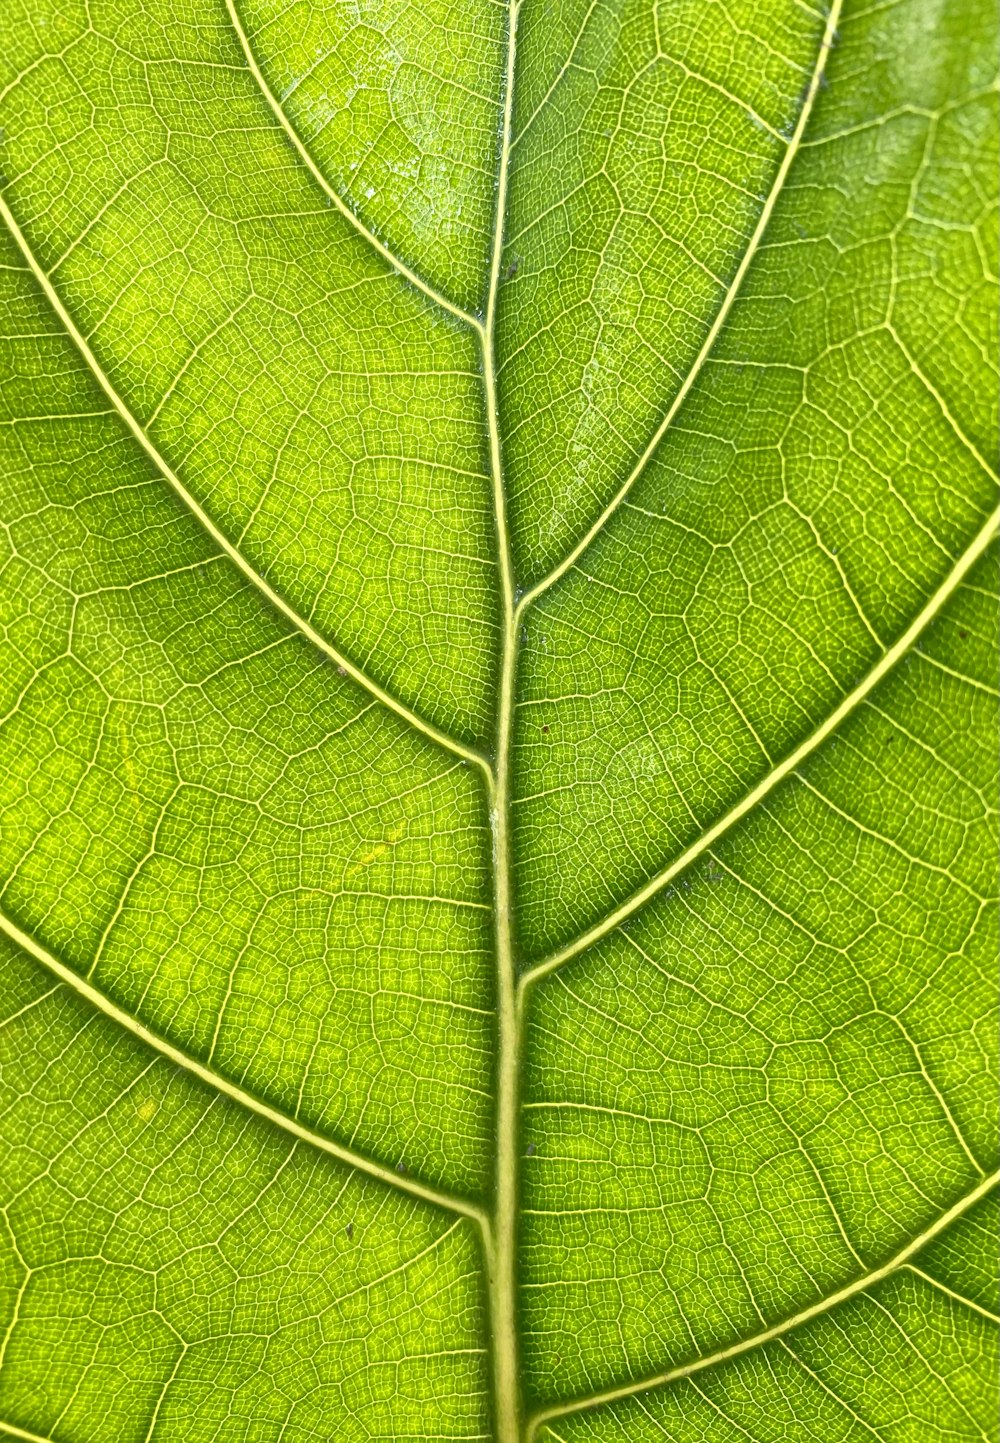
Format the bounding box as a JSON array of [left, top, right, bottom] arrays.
[[0, 193, 492, 780], [526, 1170, 1000, 1439], [517, 0, 843, 614], [0, 907, 488, 1230], [521, 502, 1000, 986], [905, 1265, 1000, 1324], [224, 0, 482, 332], [0, 1421, 58, 1443]]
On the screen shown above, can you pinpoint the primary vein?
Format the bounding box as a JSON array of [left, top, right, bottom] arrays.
[[0, 193, 491, 781], [0, 907, 488, 1230], [482, 4, 525, 1440], [0, 1422, 57, 1443], [521, 501, 1000, 988], [515, 0, 843, 616]]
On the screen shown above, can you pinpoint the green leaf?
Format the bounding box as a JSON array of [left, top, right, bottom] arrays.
[[0, 0, 996, 1437]]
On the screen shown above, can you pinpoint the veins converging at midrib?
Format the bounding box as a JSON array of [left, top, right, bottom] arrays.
[[0, 194, 492, 780], [1, 0, 998, 1437], [0, 0, 848, 791]]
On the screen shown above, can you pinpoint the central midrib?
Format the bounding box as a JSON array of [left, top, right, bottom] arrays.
[[475, 2, 850, 1437], [481, 0, 527, 1436]]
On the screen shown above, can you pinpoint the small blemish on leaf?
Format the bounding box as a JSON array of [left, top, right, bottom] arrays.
[[346, 819, 408, 878], [137, 1098, 158, 1123]]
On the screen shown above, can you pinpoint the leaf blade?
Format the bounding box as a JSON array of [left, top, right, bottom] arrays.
[[512, 0, 998, 958], [0, 0, 996, 1435], [0, 935, 490, 1443], [0, 0, 500, 742], [0, 231, 496, 1199], [520, 546, 998, 1405]]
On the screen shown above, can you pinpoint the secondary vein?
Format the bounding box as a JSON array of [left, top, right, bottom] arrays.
[[516, 0, 844, 616], [521, 501, 1000, 987], [224, 0, 482, 332], [0, 194, 492, 781], [905, 1265, 1000, 1324], [526, 1169, 1000, 1439], [0, 906, 489, 1230]]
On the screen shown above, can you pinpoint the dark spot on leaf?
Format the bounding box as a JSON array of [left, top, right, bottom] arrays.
[[346, 1223, 353, 1239], [542, 725, 549, 734], [526, 1143, 535, 1156]]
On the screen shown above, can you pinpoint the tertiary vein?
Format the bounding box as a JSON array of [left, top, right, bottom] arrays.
[[521, 500, 1000, 989], [0, 193, 491, 781], [525, 1169, 1000, 1439], [0, 906, 488, 1230]]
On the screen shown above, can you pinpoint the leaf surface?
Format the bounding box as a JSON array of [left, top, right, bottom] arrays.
[[0, 0, 996, 1439]]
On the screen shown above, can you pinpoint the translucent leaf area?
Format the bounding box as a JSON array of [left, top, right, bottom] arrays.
[[0, 0, 996, 1438]]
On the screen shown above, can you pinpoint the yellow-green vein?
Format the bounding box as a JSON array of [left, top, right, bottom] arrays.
[[516, 0, 843, 616], [0, 906, 489, 1230], [482, 2, 525, 1440], [225, 0, 483, 332], [0, 193, 492, 781], [522, 501, 1000, 988], [526, 1169, 1000, 1439]]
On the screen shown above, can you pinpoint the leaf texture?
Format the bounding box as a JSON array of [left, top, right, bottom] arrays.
[[0, 0, 996, 1438]]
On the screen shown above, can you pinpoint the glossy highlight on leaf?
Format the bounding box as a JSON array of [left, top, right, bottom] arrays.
[[0, 0, 997, 1439]]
